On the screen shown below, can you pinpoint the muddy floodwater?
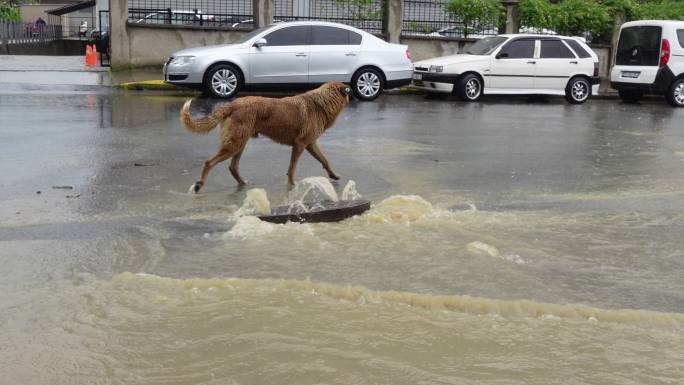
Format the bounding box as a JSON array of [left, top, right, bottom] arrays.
[[1, 90, 684, 384]]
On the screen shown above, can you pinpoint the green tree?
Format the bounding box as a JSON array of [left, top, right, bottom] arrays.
[[446, 0, 504, 37]]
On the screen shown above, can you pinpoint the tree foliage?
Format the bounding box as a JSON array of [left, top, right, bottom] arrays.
[[0, 4, 20, 21], [446, 0, 504, 37]]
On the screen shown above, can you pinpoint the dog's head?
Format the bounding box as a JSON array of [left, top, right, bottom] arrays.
[[322, 81, 353, 102]]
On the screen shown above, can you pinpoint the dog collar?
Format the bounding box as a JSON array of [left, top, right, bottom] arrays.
[[344, 87, 352, 94]]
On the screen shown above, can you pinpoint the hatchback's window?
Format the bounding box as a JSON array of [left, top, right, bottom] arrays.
[[616, 26, 662, 66], [563, 39, 592, 58], [499, 39, 535, 59], [540, 39, 575, 58], [678, 29, 684, 49], [312, 26, 350, 45], [466, 36, 507, 55], [264, 26, 310, 46]]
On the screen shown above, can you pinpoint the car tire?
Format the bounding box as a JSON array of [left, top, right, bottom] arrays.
[[352, 68, 384, 101], [666, 79, 684, 107], [565, 77, 591, 104], [203, 64, 242, 99], [618, 89, 643, 104], [455, 73, 482, 102]]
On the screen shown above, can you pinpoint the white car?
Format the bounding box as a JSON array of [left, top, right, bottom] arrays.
[[610, 20, 684, 107], [410, 34, 600, 104], [164, 21, 413, 100]]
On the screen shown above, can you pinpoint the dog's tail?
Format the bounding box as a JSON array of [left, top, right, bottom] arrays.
[[180, 100, 233, 134]]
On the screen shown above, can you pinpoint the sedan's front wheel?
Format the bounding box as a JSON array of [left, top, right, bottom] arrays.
[[352, 68, 384, 101], [455, 74, 482, 102], [203, 64, 242, 99], [565, 77, 590, 104]]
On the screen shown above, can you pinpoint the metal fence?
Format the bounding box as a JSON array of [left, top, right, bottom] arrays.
[[0, 19, 62, 45], [402, 0, 498, 38], [274, 0, 384, 33], [127, 0, 252, 28]]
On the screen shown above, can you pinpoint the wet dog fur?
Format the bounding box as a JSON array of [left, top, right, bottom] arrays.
[[180, 82, 351, 193]]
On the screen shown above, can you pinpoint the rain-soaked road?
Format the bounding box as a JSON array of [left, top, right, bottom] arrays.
[[2, 84, 684, 384]]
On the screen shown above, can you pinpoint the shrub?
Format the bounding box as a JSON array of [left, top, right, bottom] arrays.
[[446, 0, 504, 37], [0, 4, 20, 21], [637, 0, 684, 20]]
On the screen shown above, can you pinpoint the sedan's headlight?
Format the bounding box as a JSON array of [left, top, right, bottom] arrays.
[[429, 65, 443, 73], [170, 56, 196, 66]]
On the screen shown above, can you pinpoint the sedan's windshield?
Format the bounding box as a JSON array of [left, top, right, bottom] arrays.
[[235, 25, 276, 44], [466, 36, 508, 55]]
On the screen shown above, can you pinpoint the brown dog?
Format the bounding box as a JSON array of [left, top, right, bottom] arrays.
[[180, 82, 351, 193]]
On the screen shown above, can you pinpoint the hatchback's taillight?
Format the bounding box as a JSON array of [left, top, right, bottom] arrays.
[[660, 38, 670, 68], [593, 62, 599, 77], [406, 48, 411, 60]]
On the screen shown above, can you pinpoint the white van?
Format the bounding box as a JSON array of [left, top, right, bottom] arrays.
[[610, 20, 684, 107]]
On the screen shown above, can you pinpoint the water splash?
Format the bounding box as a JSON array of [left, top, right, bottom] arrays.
[[341, 180, 362, 201], [234, 188, 271, 216]]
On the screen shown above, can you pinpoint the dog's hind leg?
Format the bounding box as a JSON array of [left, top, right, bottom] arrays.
[[228, 149, 247, 186], [189, 144, 242, 193], [287, 141, 307, 186], [307, 142, 340, 180]]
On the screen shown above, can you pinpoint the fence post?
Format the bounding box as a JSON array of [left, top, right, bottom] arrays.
[[501, 0, 520, 34], [253, 0, 274, 29], [382, 0, 403, 43], [110, 0, 131, 68]]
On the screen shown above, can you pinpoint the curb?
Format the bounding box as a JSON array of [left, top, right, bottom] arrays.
[[113, 80, 190, 92], [114, 80, 622, 99]]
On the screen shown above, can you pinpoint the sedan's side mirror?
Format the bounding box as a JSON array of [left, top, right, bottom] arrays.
[[495, 52, 509, 59], [254, 38, 267, 48]]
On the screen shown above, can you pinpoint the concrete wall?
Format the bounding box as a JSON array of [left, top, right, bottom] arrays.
[[402, 36, 474, 61], [20, 4, 66, 24], [125, 24, 247, 67]]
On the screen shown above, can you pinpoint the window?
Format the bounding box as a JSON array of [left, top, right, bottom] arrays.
[[349, 31, 362, 45], [143, 14, 166, 24], [563, 39, 592, 58], [616, 26, 662, 66], [310, 26, 362, 45], [312, 26, 349, 45], [540, 39, 575, 58], [499, 39, 535, 59], [466, 36, 507, 55], [678, 29, 684, 49], [264, 26, 310, 46]]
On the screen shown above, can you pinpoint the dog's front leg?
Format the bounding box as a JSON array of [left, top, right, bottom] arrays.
[[306, 142, 340, 180], [287, 142, 306, 186]]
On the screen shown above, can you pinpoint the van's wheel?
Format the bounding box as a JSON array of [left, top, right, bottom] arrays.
[[352, 68, 384, 101], [666, 79, 684, 107], [618, 89, 643, 103], [455, 73, 482, 102], [565, 77, 590, 104], [203, 64, 242, 99]]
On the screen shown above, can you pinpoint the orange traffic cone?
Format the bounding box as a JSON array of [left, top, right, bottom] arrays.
[[92, 44, 99, 66], [84, 44, 92, 66]]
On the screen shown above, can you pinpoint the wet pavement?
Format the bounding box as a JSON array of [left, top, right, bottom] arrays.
[[2, 84, 684, 384]]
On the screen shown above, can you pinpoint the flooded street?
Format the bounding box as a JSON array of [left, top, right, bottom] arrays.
[[1, 87, 684, 384]]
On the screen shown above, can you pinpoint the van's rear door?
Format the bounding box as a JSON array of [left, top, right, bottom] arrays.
[[613, 25, 662, 84]]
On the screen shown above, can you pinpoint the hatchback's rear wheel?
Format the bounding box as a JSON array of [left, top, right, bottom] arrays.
[[352, 68, 384, 101], [455, 73, 482, 102], [618, 89, 643, 104], [565, 77, 590, 104], [203, 64, 241, 99], [666, 79, 684, 107]]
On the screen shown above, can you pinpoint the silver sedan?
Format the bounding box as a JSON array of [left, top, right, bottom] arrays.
[[163, 21, 414, 100]]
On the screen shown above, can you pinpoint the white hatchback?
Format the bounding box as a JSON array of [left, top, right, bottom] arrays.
[[410, 34, 600, 104]]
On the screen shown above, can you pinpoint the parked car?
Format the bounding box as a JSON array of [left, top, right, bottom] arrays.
[[610, 20, 684, 107], [410, 34, 600, 104], [163, 21, 413, 100], [135, 10, 214, 25]]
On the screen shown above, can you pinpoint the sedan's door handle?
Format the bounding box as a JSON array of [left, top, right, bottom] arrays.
[[295, 53, 307, 57], [345, 52, 356, 56], [527, 60, 536, 64], [570, 60, 578, 64]]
